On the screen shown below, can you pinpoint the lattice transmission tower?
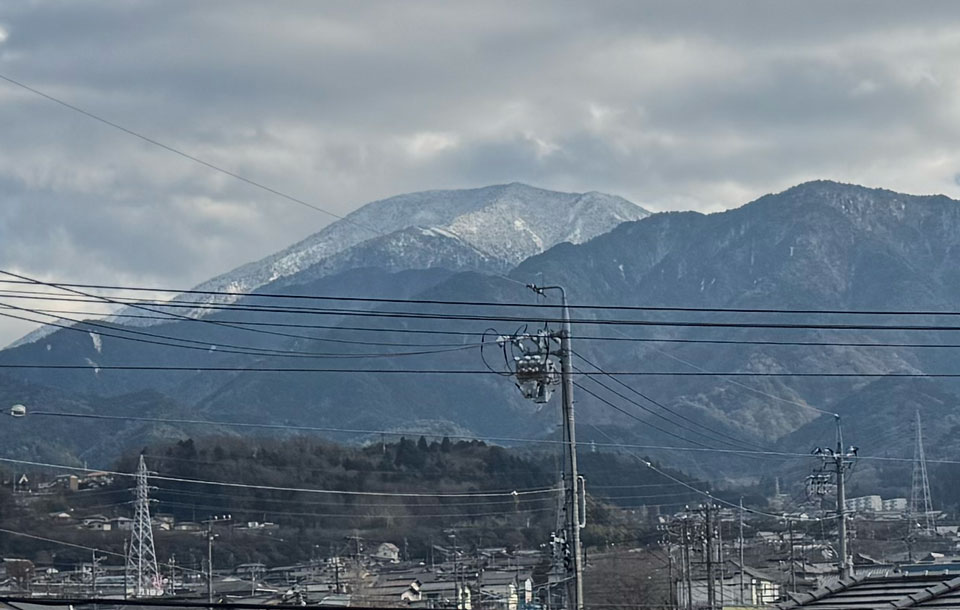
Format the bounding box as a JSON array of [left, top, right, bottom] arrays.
[[909, 410, 935, 536], [126, 454, 162, 597]]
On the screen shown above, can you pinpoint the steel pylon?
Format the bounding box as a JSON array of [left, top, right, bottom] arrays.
[[126, 455, 162, 597]]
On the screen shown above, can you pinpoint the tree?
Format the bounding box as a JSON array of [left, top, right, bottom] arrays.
[[5, 559, 35, 592]]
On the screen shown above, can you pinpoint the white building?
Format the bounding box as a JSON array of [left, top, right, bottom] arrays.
[[844, 495, 882, 513], [882, 498, 908, 511], [373, 542, 400, 563]]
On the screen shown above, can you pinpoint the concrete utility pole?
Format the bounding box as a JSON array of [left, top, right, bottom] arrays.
[[704, 504, 715, 610], [207, 526, 214, 604], [739, 498, 745, 605], [717, 512, 724, 609], [787, 519, 796, 593], [813, 415, 857, 580], [554, 285, 584, 610], [203, 514, 230, 605], [666, 548, 675, 610], [91, 551, 101, 609], [675, 515, 692, 610], [503, 284, 584, 610]]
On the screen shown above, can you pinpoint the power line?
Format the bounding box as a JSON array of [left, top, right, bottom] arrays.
[[572, 379, 742, 453], [0, 73, 366, 226], [0, 456, 560, 498], [0, 527, 125, 559], [583, 422, 839, 523], [7, 278, 960, 317], [0, 269, 490, 354], [0, 75, 535, 295], [0, 302, 479, 359], [0, 302, 472, 347], [11, 274, 960, 332], [1, 363, 957, 377], [572, 351, 769, 451], [151, 498, 552, 520], [12, 297, 960, 351], [11, 407, 833, 462], [144, 486, 554, 509]]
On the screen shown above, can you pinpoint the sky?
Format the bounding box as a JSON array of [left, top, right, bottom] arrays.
[[2, 0, 960, 344]]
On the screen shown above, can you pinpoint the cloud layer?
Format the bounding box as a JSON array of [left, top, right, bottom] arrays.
[[2, 0, 960, 343]]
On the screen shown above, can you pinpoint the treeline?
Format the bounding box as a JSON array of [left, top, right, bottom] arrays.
[[0, 436, 714, 566]]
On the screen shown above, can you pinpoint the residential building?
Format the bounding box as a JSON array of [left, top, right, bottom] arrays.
[[843, 495, 882, 513], [677, 560, 781, 608], [373, 542, 401, 563], [778, 573, 960, 608], [882, 497, 907, 511]]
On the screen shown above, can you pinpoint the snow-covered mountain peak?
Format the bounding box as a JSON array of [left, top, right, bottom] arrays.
[[97, 183, 648, 327]]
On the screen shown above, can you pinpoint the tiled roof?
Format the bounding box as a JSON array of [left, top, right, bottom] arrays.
[[779, 573, 960, 609]]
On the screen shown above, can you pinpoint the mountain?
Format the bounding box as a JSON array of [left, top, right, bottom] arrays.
[[5, 180, 960, 486], [102, 183, 647, 325]]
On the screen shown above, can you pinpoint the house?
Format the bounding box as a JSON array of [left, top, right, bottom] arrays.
[[374, 542, 401, 563], [39, 475, 79, 492], [778, 572, 960, 608], [80, 515, 111, 531], [418, 579, 472, 609], [47, 511, 73, 523], [477, 569, 533, 610], [365, 578, 422, 603], [899, 554, 960, 575], [78, 472, 114, 489], [677, 560, 781, 608], [110, 516, 134, 531], [152, 514, 176, 531]]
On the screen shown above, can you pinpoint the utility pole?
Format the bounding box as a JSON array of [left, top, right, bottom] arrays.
[[658, 524, 677, 610], [557, 286, 584, 610], [739, 498, 745, 605], [666, 548, 675, 610], [813, 415, 857, 580], [207, 525, 214, 605], [679, 516, 692, 610], [704, 504, 715, 610], [203, 514, 230, 605], [91, 551, 101, 609], [500, 284, 584, 610], [787, 519, 796, 593], [717, 513, 724, 609], [167, 556, 177, 596], [335, 557, 341, 594]]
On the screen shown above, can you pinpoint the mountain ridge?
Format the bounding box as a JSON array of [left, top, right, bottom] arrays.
[[4, 180, 960, 485], [93, 182, 648, 329]]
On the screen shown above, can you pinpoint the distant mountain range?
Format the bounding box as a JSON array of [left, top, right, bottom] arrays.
[[4, 180, 960, 493]]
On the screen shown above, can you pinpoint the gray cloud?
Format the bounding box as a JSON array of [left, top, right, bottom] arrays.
[[2, 0, 960, 343]]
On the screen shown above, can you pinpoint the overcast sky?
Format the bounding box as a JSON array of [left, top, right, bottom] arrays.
[[2, 1, 960, 344]]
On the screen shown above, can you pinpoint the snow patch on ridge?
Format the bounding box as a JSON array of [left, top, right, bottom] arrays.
[[98, 183, 648, 328]]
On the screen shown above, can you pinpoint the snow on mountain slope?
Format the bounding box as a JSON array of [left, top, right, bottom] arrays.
[[82, 183, 645, 328]]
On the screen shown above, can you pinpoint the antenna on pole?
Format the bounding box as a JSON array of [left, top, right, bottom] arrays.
[[910, 410, 936, 536], [126, 455, 162, 597]]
